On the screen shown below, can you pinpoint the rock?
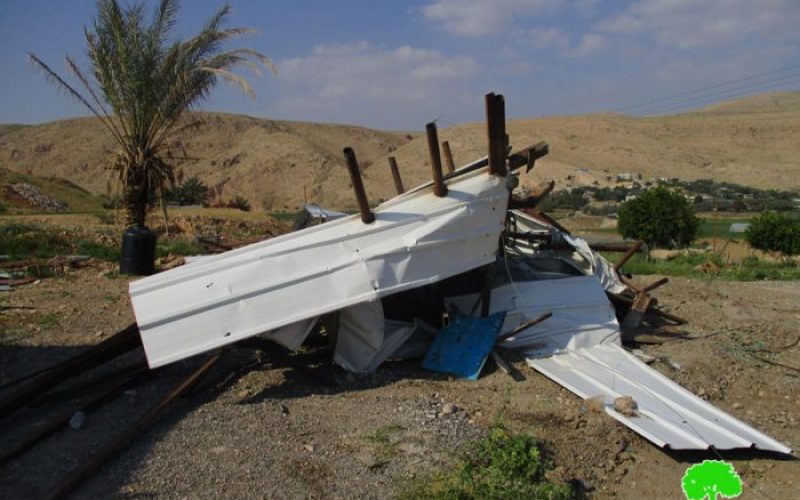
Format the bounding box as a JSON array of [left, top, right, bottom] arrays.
[[733, 402, 743, 409], [69, 411, 87, 429], [586, 395, 606, 413], [613, 396, 638, 417], [124, 389, 137, 397], [303, 444, 315, 453], [279, 403, 289, 415], [441, 403, 458, 415]]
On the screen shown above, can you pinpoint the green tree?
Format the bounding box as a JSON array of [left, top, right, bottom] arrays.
[[618, 187, 699, 248], [681, 460, 743, 500], [29, 0, 272, 228], [169, 176, 210, 205], [745, 211, 800, 257]]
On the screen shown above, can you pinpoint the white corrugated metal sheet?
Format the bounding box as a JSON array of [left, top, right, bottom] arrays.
[[528, 344, 792, 453], [130, 168, 509, 368], [446, 276, 792, 454]]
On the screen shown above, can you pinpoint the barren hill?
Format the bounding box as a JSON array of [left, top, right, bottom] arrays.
[[1, 91, 798, 211], [0, 114, 413, 211], [360, 91, 800, 204]]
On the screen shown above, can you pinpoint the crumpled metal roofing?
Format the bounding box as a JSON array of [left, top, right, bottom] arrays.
[[448, 276, 792, 454], [130, 168, 509, 368]]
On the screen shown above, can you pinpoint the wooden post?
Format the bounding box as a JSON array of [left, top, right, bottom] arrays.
[[615, 240, 644, 272], [343, 147, 376, 224], [442, 141, 456, 173], [485, 93, 507, 177], [388, 156, 405, 195], [426, 122, 448, 197]]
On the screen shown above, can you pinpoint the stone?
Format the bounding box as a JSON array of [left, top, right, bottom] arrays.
[[586, 395, 606, 413], [69, 411, 87, 430], [613, 396, 638, 417], [441, 403, 458, 415]]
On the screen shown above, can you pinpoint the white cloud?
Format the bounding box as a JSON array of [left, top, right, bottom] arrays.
[[421, 0, 562, 36], [518, 28, 606, 56], [273, 42, 481, 127], [524, 27, 570, 50], [572, 33, 607, 55], [598, 0, 800, 49]]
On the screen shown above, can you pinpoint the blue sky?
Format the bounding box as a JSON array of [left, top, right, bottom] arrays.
[[1, 0, 799, 129]]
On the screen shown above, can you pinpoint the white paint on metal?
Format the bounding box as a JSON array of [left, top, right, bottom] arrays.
[[447, 276, 792, 453], [130, 168, 508, 368]]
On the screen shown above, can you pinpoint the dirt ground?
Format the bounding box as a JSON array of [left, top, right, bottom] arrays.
[[1, 261, 798, 499]]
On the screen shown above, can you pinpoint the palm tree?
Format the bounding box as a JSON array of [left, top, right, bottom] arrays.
[[29, 0, 272, 268]]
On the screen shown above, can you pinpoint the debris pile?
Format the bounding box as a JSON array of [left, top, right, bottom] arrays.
[[0, 93, 792, 498]]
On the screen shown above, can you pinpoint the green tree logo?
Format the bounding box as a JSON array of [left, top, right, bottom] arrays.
[[682, 460, 743, 500]]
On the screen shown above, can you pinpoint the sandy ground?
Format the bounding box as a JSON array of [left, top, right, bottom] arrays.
[[1, 260, 798, 499]]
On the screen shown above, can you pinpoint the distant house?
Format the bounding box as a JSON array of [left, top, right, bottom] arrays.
[[729, 223, 750, 233], [616, 173, 634, 181]]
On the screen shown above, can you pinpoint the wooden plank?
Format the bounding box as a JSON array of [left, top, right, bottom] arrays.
[[42, 354, 221, 500], [0, 323, 141, 419]]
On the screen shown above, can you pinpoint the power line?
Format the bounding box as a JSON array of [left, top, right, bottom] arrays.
[[614, 63, 800, 113], [637, 74, 800, 116]]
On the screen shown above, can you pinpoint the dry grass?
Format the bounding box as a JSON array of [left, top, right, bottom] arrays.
[[0, 91, 798, 212]]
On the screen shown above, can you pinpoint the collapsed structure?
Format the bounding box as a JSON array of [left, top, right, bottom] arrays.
[[129, 94, 791, 454]]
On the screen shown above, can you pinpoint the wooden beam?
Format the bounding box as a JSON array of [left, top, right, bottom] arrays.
[[42, 354, 221, 500], [0, 323, 141, 419], [615, 240, 644, 271]]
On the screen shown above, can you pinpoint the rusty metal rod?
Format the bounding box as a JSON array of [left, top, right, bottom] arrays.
[[41, 354, 222, 500], [485, 93, 507, 177], [442, 141, 456, 174], [343, 147, 375, 224], [426, 123, 448, 197], [388, 156, 405, 195], [497, 312, 553, 343], [0, 323, 141, 419]]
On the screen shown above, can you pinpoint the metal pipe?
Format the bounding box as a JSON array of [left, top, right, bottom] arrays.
[[388, 156, 405, 195], [485, 93, 507, 177], [442, 141, 456, 174], [426, 122, 448, 197], [343, 147, 376, 224]]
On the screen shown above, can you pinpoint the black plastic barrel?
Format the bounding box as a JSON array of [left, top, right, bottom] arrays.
[[120, 226, 157, 275]]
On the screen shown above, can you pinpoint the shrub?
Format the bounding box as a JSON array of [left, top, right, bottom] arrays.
[[167, 176, 210, 206], [618, 187, 699, 248], [399, 426, 574, 500], [229, 195, 251, 212], [745, 212, 800, 256]]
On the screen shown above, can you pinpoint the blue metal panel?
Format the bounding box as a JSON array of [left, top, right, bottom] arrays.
[[422, 312, 505, 380]]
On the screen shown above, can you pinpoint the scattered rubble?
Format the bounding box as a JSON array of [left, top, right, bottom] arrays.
[[9, 182, 68, 212]]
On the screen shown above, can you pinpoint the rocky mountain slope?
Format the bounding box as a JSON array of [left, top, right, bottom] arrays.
[[1, 91, 798, 211]]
